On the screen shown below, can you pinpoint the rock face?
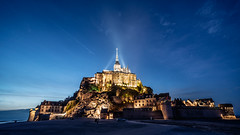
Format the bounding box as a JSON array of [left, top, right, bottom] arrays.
[[65, 92, 110, 119]]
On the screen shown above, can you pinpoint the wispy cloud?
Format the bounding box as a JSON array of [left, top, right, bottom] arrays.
[[196, 0, 224, 34], [196, 0, 217, 17], [199, 19, 222, 34], [158, 16, 176, 27], [149, 35, 221, 79], [0, 93, 65, 99]]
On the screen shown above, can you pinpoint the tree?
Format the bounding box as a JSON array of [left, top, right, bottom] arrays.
[[89, 84, 99, 92], [137, 82, 143, 93], [144, 86, 153, 94]]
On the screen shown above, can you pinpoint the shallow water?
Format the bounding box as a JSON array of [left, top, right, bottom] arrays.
[[0, 109, 29, 124]]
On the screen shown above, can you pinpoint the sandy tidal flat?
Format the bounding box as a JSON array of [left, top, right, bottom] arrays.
[[0, 118, 227, 135]]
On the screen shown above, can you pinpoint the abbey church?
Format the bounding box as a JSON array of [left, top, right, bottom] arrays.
[[81, 48, 141, 91]]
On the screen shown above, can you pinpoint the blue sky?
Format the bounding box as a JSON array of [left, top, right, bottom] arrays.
[[0, 0, 240, 115]]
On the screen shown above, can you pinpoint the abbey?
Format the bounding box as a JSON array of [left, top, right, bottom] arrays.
[[81, 48, 141, 91]]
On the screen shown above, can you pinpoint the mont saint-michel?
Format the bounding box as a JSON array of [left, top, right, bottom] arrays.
[[1, 1, 240, 134], [28, 48, 237, 121]]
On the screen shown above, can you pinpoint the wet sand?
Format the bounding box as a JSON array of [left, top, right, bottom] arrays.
[[139, 119, 240, 134], [0, 118, 229, 135]]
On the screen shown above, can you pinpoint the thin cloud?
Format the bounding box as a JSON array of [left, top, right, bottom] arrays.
[[196, 0, 216, 17], [196, 0, 223, 34], [204, 19, 222, 34], [0, 93, 65, 99]]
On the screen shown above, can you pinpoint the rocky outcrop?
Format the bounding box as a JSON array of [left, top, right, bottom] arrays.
[[64, 92, 110, 119]]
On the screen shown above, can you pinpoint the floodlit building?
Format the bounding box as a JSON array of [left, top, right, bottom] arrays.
[[80, 48, 141, 91], [193, 98, 215, 107], [39, 100, 64, 114], [134, 94, 157, 110], [218, 104, 236, 119]]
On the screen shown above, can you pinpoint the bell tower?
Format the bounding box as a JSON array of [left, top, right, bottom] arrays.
[[114, 48, 121, 71]]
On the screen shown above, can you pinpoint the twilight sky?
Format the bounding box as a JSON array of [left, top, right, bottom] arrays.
[[0, 0, 240, 115]]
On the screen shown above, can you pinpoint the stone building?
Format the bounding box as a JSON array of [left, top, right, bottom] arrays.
[[193, 98, 215, 107], [218, 104, 236, 119], [155, 93, 171, 102], [95, 70, 140, 91], [134, 94, 157, 111], [39, 100, 64, 114], [155, 93, 171, 111], [185, 98, 215, 107], [79, 48, 141, 92]]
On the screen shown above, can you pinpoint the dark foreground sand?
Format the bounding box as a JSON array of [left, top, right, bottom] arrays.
[[0, 118, 236, 135]]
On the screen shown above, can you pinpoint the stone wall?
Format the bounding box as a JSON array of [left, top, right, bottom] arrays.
[[160, 102, 174, 120], [172, 106, 222, 119], [28, 109, 36, 122], [27, 108, 39, 122], [123, 108, 163, 120]]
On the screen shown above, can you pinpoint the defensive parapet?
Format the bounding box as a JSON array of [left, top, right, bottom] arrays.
[[160, 101, 174, 120], [28, 107, 39, 122]]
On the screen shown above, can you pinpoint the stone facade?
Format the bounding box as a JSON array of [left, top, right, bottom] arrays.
[[134, 94, 156, 111], [95, 70, 140, 91], [39, 100, 64, 114], [218, 104, 236, 119], [78, 48, 141, 92], [176, 98, 215, 108]]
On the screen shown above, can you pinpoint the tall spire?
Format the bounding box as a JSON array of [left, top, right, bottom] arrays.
[[114, 48, 121, 71], [116, 48, 119, 62]]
